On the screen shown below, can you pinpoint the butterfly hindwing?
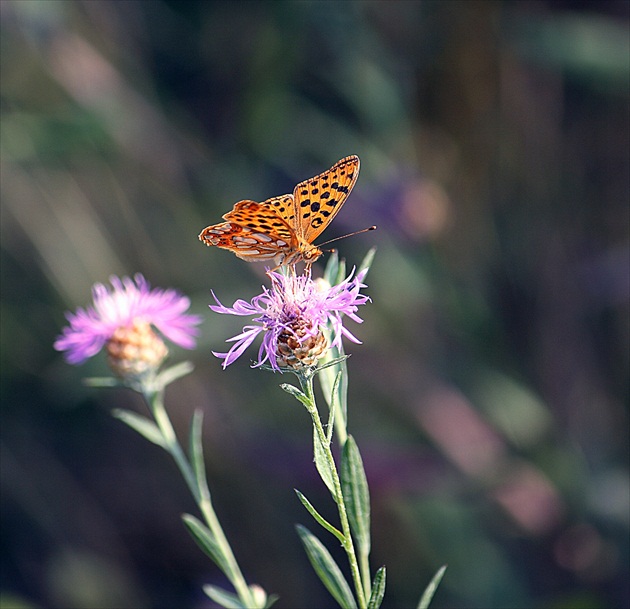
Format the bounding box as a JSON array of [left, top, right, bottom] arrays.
[[199, 199, 295, 261], [292, 155, 360, 243], [223, 199, 296, 243]]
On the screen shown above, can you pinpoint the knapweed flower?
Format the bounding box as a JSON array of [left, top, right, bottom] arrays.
[[54, 274, 201, 379], [210, 268, 369, 371]]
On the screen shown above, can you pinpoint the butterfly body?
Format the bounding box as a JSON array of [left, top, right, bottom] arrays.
[[199, 155, 360, 267]]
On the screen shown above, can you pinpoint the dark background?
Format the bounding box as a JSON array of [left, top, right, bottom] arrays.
[[1, 1, 628, 608]]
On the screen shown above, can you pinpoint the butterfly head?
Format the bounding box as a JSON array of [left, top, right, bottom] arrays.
[[278, 243, 323, 268], [301, 245, 323, 265]]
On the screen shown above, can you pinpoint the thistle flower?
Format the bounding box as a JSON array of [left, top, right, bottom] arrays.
[[210, 268, 369, 371], [54, 274, 201, 378]]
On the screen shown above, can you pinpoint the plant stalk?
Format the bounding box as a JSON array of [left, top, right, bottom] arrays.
[[147, 389, 254, 607], [300, 376, 368, 609]]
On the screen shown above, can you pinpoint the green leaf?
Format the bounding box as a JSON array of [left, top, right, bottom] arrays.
[[182, 513, 229, 574], [189, 409, 209, 501], [313, 425, 335, 494], [319, 343, 348, 434], [417, 565, 447, 609], [323, 251, 340, 286], [295, 489, 345, 543], [83, 376, 119, 387], [358, 247, 377, 277], [203, 585, 246, 609], [296, 525, 357, 609], [367, 567, 386, 609], [336, 258, 347, 286], [341, 436, 371, 555], [263, 594, 280, 608], [281, 383, 311, 408], [325, 371, 341, 444], [112, 408, 166, 448], [155, 361, 194, 389]]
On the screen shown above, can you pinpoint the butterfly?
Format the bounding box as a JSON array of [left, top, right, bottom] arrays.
[[199, 155, 360, 267]]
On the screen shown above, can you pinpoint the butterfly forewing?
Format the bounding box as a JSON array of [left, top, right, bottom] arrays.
[[263, 194, 296, 226], [292, 155, 360, 243]]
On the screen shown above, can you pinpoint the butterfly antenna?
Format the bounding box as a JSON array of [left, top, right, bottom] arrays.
[[318, 225, 376, 250]]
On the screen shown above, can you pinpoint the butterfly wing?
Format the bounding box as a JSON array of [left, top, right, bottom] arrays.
[[292, 155, 360, 243], [199, 198, 297, 262]]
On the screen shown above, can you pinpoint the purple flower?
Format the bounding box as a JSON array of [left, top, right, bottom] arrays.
[[55, 274, 202, 365], [210, 269, 369, 371]]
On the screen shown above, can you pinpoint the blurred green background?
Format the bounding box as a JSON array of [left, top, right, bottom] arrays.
[[1, 1, 628, 608]]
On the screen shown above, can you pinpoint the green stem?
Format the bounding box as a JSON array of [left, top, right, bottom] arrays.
[[147, 389, 254, 607], [301, 376, 368, 609]]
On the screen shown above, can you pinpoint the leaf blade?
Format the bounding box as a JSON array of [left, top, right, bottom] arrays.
[[182, 513, 229, 574], [295, 489, 345, 544], [112, 408, 166, 448], [203, 585, 246, 609], [296, 525, 357, 609], [341, 435, 371, 555], [367, 567, 386, 609], [189, 409, 209, 500], [417, 565, 447, 609], [313, 426, 335, 494]]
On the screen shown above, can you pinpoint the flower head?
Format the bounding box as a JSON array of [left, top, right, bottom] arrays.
[[54, 274, 202, 375], [210, 268, 369, 371]]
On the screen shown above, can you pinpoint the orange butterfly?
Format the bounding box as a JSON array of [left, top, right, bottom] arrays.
[[199, 155, 360, 267]]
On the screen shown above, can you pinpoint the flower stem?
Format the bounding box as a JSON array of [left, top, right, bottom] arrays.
[[146, 389, 255, 607], [300, 376, 368, 609]]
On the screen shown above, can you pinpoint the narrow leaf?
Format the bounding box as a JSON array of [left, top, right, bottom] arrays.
[[281, 383, 311, 407], [296, 525, 357, 609], [323, 251, 340, 286], [313, 426, 335, 494], [263, 594, 280, 608], [358, 247, 377, 277], [295, 489, 345, 543], [319, 343, 348, 435], [341, 436, 371, 555], [83, 376, 119, 387], [417, 565, 447, 609], [112, 409, 166, 448], [325, 371, 341, 444], [182, 513, 229, 574], [203, 585, 246, 609], [189, 409, 209, 500], [367, 567, 386, 609], [155, 360, 194, 388], [336, 258, 347, 286]]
